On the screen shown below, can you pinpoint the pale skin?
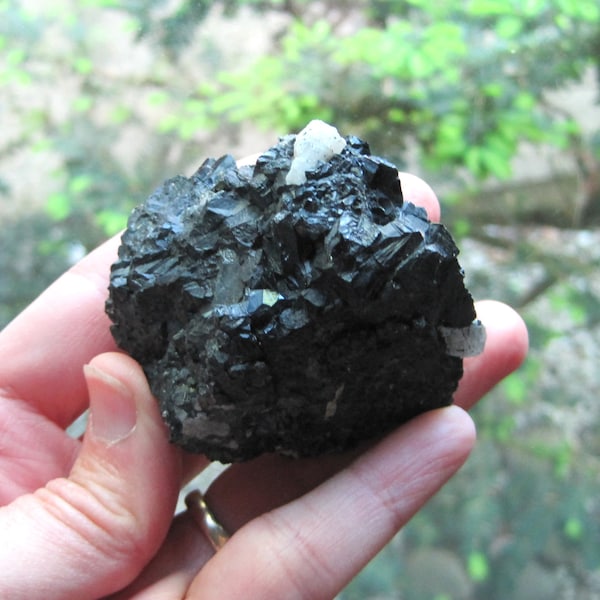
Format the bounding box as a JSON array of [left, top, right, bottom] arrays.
[[0, 170, 528, 599]]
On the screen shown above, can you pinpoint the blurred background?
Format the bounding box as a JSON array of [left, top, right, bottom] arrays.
[[1, 1, 599, 597]]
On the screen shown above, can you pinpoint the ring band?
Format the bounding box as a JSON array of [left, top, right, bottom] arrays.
[[185, 490, 230, 551]]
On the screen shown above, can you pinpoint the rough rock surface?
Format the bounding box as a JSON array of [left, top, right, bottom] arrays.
[[106, 124, 483, 462]]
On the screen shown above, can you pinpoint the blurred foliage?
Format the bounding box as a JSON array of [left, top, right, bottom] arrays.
[[2, 0, 600, 598], [137, 0, 600, 181]]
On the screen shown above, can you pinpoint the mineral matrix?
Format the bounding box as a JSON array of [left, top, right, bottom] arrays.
[[106, 123, 483, 462]]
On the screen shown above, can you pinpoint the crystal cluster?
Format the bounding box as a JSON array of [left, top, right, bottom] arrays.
[[106, 121, 484, 462]]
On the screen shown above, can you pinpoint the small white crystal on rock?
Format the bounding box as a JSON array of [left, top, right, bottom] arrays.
[[285, 119, 347, 185], [439, 320, 487, 357]]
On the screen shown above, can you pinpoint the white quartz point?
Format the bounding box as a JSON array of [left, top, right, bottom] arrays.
[[285, 120, 347, 185]]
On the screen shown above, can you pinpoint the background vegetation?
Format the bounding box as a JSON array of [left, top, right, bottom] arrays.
[[2, 1, 599, 597]]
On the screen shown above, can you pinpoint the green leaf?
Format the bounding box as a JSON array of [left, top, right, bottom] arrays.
[[483, 82, 504, 97], [81, 0, 120, 7], [6, 47, 26, 66], [73, 95, 93, 112], [32, 138, 52, 153], [578, 1, 600, 21], [467, 0, 511, 16], [147, 90, 169, 106], [407, 51, 429, 77], [110, 105, 131, 124], [73, 56, 93, 75], [548, 287, 588, 325], [521, 0, 547, 17], [46, 192, 71, 221], [495, 16, 523, 39], [452, 218, 471, 239], [564, 517, 584, 541], [554, 13, 572, 30], [68, 175, 93, 195], [435, 115, 468, 158], [465, 147, 484, 178], [96, 209, 129, 236], [184, 98, 207, 115], [494, 415, 516, 442], [514, 92, 536, 111], [480, 146, 512, 179], [501, 372, 527, 405], [467, 551, 489, 582], [387, 108, 406, 123]]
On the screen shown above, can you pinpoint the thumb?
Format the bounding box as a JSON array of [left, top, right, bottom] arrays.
[[0, 353, 181, 599]]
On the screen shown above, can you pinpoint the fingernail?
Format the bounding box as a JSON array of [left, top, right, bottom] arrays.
[[84, 364, 137, 444]]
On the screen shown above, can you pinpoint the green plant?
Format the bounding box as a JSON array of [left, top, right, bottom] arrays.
[[150, 0, 600, 185]]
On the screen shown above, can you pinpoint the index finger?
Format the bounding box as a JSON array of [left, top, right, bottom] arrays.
[[0, 235, 121, 425], [0, 169, 440, 426]]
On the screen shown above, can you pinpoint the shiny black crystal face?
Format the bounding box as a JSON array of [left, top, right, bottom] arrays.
[[106, 133, 478, 462]]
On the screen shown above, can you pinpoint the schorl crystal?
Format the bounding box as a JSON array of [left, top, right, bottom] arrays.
[[106, 121, 485, 462]]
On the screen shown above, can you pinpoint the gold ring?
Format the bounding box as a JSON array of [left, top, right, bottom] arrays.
[[185, 490, 230, 551]]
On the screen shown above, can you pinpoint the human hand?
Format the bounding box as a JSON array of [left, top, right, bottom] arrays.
[[0, 172, 527, 599]]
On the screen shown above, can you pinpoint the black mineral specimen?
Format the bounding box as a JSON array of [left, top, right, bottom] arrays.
[[106, 122, 484, 462]]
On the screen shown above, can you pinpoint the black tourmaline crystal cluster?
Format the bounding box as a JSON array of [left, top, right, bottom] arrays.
[[106, 121, 484, 462]]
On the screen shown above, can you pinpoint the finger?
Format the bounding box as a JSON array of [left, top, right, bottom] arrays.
[[187, 406, 475, 600], [0, 352, 182, 599], [398, 171, 441, 222], [0, 237, 121, 426], [236, 153, 261, 167], [0, 401, 81, 505], [455, 300, 528, 410], [107, 510, 216, 599]]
